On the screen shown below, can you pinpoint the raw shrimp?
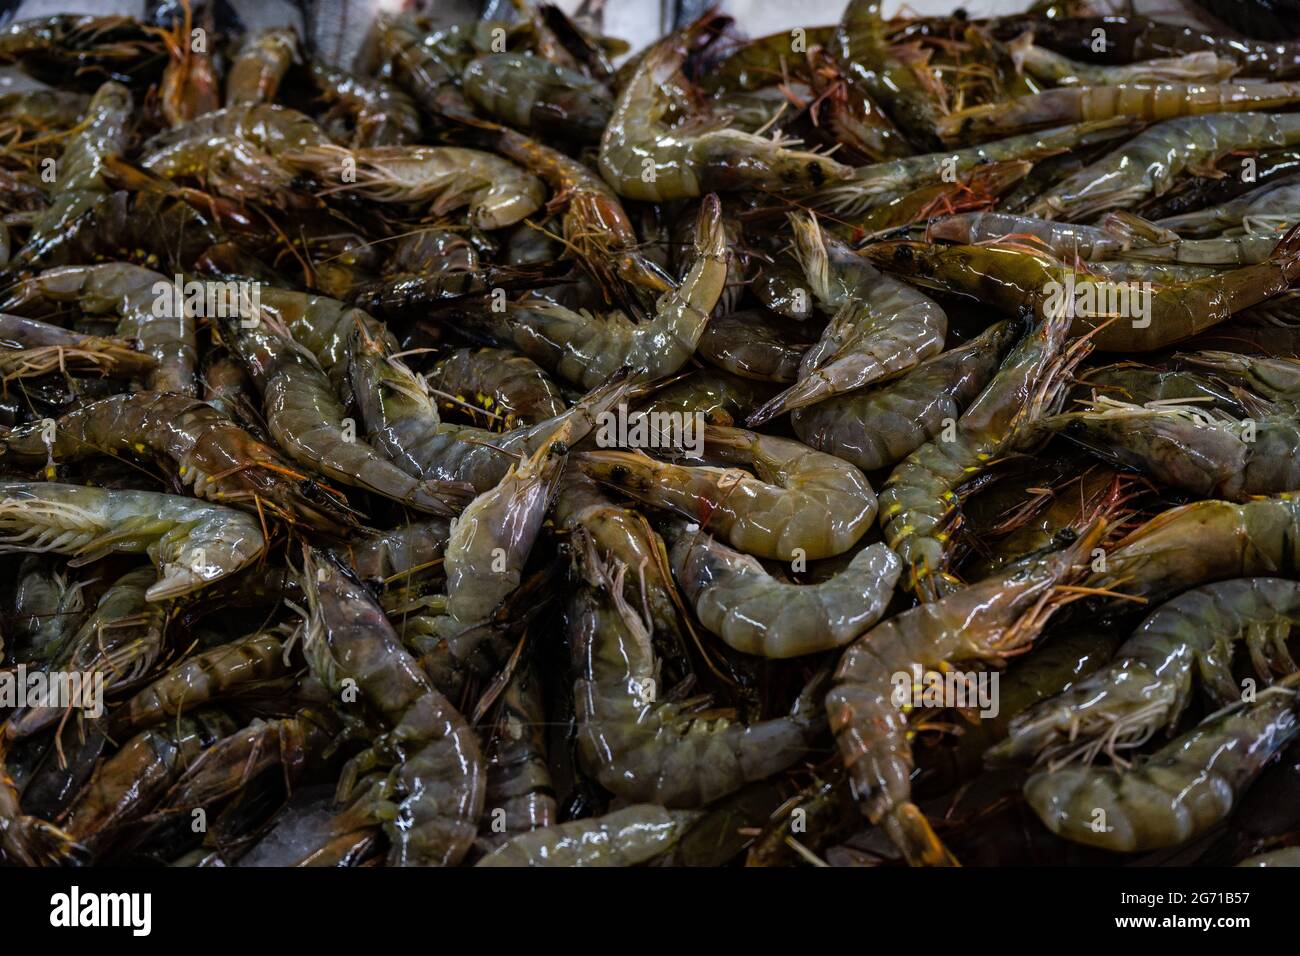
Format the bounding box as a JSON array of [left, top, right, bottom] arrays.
[[308, 61, 421, 148], [859, 229, 1300, 351], [1154, 178, 1300, 237], [1181, 350, 1300, 407], [1018, 46, 1238, 87], [0, 313, 154, 382], [747, 213, 947, 425], [818, 118, 1140, 216], [697, 310, 809, 383], [349, 329, 627, 492], [0, 482, 265, 601], [476, 805, 701, 866], [64, 711, 238, 855], [927, 212, 1139, 260], [879, 303, 1085, 602], [221, 314, 472, 517], [492, 126, 672, 295], [993, 578, 1300, 766], [790, 321, 1019, 472], [281, 144, 544, 230], [568, 531, 822, 806], [1, 263, 197, 396], [480, 662, 555, 845], [300, 547, 484, 867], [225, 28, 297, 107], [0, 392, 354, 533], [463, 53, 612, 143], [941, 82, 1300, 144], [579, 424, 878, 561], [113, 631, 289, 733], [1027, 113, 1300, 220], [637, 369, 775, 427], [666, 519, 900, 658], [598, 33, 850, 201], [6, 555, 86, 665], [1025, 685, 1299, 853], [0, 741, 80, 864], [426, 347, 565, 428], [827, 523, 1104, 865], [1047, 398, 1300, 500], [481, 195, 728, 388], [349, 520, 450, 587]]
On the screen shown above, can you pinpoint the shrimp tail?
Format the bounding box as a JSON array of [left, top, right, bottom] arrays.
[[1, 816, 88, 868], [882, 803, 960, 867]]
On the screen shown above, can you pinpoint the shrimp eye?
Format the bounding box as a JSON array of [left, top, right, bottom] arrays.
[[1053, 528, 1078, 547], [610, 464, 630, 482], [551, 441, 570, 457], [894, 244, 914, 263], [805, 161, 826, 187]]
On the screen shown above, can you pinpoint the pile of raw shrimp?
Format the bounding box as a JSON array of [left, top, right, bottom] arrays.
[[3, 0, 1300, 868]]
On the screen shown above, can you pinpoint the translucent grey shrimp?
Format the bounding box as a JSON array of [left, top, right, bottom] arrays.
[[1180, 350, 1300, 407], [482, 195, 728, 388], [349, 519, 450, 588], [479, 662, 555, 847], [221, 315, 471, 517], [665, 519, 900, 658], [598, 33, 850, 201], [1047, 398, 1300, 500], [463, 53, 612, 143], [1025, 686, 1299, 853], [636, 370, 776, 427], [818, 118, 1139, 216], [880, 303, 1086, 602], [426, 347, 565, 428], [790, 321, 1019, 473], [579, 425, 877, 561], [927, 212, 1138, 260], [11, 81, 129, 270], [697, 310, 810, 383], [0, 392, 355, 533], [0, 482, 265, 601], [1019, 46, 1238, 87], [225, 28, 297, 106], [301, 547, 484, 867], [1, 263, 197, 396], [6, 555, 87, 665], [0, 313, 154, 382], [308, 61, 421, 147], [827, 523, 1104, 865], [350, 329, 627, 492], [281, 144, 544, 230], [748, 213, 947, 425], [1118, 233, 1281, 265], [993, 578, 1300, 767], [476, 805, 701, 866], [1027, 113, 1300, 220], [113, 631, 289, 733], [1155, 179, 1300, 237], [568, 531, 822, 807]]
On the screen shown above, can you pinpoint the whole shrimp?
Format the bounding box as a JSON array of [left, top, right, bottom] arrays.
[[6, 555, 87, 665], [941, 82, 1300, 145], [480, 662, 556, 846], [281, 144, 545, 230], [880, 302, 1087, 602], [1018, 45, 1238, 87], [225, 28, 298, 107], [1047, 398, 1300, 500], [827, 522, 1105, 866], [598, 31, 850, 201], [859, 230, 1300, 351], [463, 53, 612, 143], [112, 631, 290, 733], [790, 320, 1019, 473], [0, 313, 155, 382], [1, 263, 197, 396], [747, 213, 947, 425], [1025, 683, 1300, 853], [9, 81, 130, 270], [0, 482, 264, 601], [426, 347, 565, 428], [927, 212, 1142, 260], [567, 531, 823, 806], [579, 424, 878, 561], [492, 126, 672, 296], [477, 805, 701, 866], [478, 195, 728, 388], [350, 328, 627, 492], [301, 547, 484, 867], [220, 314, 471, 517], [697, 310, 809, 383], [994, 577, 1300, 767], [0, 392, 355, 533], [665, 519, 900, 658], [1027, 113, 1300, 220], [307, 61, 421, 148]]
